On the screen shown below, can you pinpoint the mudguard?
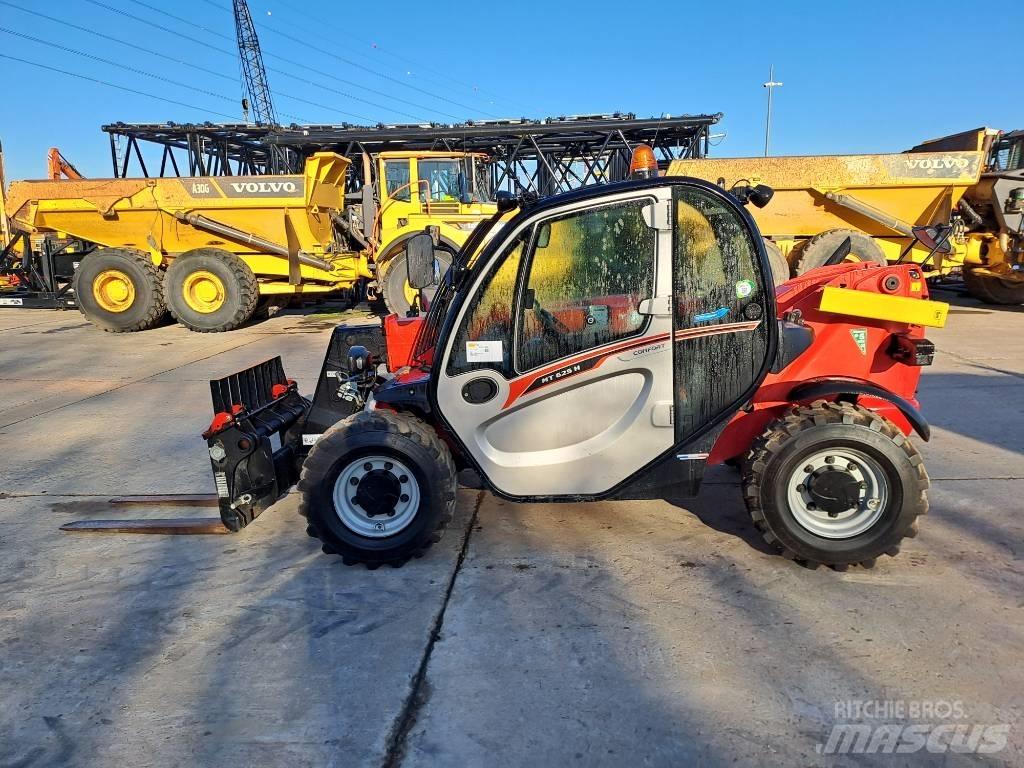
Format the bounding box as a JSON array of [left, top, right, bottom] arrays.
[[788, 378, 930, 441]]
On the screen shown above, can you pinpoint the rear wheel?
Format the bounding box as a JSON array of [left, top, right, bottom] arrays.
[[379, 246, 453, 316], [73, 248, 166, 332], [795, 229, 887, 276], [165, 249, 260, 332], [763, 238, 791, 286], [743, 401, 928, 568], [298, 410, 457, 567], [963, 267, 1024, 305]]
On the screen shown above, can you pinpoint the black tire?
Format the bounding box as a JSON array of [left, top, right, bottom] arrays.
[[298, 410, 457, 567], [795, 229, 887, 276], [763, 238, 791, 286], [379, 246, 453, 316], [165, 248, 260, 332], [963, 267, 1024, 305], [72, 248, 166, 332], [742, 400, 928, 568]]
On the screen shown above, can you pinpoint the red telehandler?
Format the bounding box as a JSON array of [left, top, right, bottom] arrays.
[[196, 148, 948, 569]]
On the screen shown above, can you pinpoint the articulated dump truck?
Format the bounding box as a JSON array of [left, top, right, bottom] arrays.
[[669, 128, 1024, 304], [2, 150, 496, 331]]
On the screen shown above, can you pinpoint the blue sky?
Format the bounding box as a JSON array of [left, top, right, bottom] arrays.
[[1, 0, 1021, 181]]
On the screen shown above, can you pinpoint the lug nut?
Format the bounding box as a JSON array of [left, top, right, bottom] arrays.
[[350, 477, 359, 486], [803, 464, 814, 473], [847, 462, 857, 471], [400, 493, 409, 503], [796, 484, 806, 493], [824, 456, 835, 465], [807, 502, 817, 511], [385, 461, 393, 470], [399, 474, 408, 483], [363, 462, 373, 471]]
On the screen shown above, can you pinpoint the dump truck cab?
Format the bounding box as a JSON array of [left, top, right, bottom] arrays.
[[371, 151, 497, 313], [204, 164, 947, 570]]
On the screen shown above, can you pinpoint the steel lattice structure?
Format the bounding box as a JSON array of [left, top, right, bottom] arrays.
[[232, 0, 276, 126], [102, 113, 721, 195]]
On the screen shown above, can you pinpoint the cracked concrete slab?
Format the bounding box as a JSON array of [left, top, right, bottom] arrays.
[[1, 289, 1022, 767]]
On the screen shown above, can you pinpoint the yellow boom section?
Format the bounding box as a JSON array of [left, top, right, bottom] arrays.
[[819, 286, 949, 328]]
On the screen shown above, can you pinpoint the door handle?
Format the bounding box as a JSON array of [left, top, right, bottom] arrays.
[[638, 296, 672, 317]]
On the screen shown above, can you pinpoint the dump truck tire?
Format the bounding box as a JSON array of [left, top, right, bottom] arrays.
[[763, 238, 791, 286], [298, 410, 457, 567], [963, 268, 1024, 305], [73, 248, 166, 332], [742, 400, 928, 569], [795, 229, 887, 275], [165, 249, 260, 332], [379, 246, 453, 316]]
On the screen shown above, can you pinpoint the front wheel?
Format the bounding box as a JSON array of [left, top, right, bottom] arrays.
[[73, 248, 166, 332], [298, 410, 457, 567], [743, 401, 928, 568]]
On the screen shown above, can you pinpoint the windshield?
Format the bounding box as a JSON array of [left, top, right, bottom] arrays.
[[416, 157, 492, 204]]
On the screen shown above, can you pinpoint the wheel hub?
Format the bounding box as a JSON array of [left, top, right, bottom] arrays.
[[805, 466, 861, 515], [93, 269, 136, 313], [352, 469, 402, 517], [786, 448, 889, 539], [332, 455, 419, 538], [182, 270, 225, 314]]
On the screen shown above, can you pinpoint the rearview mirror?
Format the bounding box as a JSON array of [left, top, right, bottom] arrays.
[[406, 233, 436, 289]]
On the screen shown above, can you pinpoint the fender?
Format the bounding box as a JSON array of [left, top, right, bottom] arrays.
[[788, 378, 930, 441]]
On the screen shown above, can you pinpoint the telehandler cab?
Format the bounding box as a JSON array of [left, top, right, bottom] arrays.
[[202, 163, 948, 569]]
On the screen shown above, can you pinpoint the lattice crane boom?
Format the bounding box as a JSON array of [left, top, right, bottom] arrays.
[[232, 0, 277, 126]]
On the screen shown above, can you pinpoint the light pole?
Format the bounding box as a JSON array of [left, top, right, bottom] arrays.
[[763, 65, 783, 157]]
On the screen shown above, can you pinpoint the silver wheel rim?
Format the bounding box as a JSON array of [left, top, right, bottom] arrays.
[[785, 448, 889, 539], [332, 455, 420, 538]]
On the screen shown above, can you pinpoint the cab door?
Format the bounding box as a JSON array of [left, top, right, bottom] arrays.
[[433, 181, 772, 499]]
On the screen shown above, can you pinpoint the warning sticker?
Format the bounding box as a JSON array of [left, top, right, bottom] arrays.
[[850, 328, 868, 355], [466, 340, 503, 363]]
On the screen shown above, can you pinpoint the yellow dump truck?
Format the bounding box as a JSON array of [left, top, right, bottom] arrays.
[[3, 150, 496, 331], [668, 128, 1024, 303]]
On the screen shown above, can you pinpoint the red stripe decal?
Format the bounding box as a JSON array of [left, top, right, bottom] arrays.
[[501, 319, 762, 410]]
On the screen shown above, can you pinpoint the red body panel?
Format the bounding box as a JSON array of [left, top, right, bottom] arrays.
[[709, 263, 931, 464]]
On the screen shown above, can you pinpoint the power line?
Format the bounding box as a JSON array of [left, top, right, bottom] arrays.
[[254, 22, 501, 118], [0, 23, 386, 125], [0, 1, 235, 87], [197, 0, 519, 112], [0, 52, 240, 119], [113, 0, 494, 118], [83, 0, 453, 121], [0, 26, 239, 105]]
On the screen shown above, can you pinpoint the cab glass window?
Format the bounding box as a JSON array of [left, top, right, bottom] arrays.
[[418, 159, 462, 202], [671, 186, 770, 441], [515, 200, 655, 372], [384, 160, 411, 201], [446, 237, 526, 378]]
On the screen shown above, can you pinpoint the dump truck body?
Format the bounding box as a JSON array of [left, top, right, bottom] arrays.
[[5, 152, 363, 290], [667, 139, 987, 275]]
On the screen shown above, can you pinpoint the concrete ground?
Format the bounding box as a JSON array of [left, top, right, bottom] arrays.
[[0, 291, 1021, 767]]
